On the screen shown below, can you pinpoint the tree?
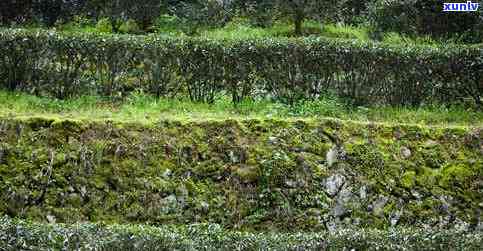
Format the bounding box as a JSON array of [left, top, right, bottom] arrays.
[[274, 0, 337, 36], [0, 0, 33, 25], [168, 0, 234, 34]]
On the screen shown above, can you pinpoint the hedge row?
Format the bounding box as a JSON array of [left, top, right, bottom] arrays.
[[1, 217, 482, 250], [0, 29, 481, 105]]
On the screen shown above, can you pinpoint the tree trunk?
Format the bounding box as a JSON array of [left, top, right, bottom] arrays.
[[294, 10, 304, 36]]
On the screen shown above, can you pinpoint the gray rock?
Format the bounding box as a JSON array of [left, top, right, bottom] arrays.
[[162, 169, 172, 178], [332, 202, 347, 218], [352, 218, 361, 226], [333, 186, 354, 218], [285, 179, 297, 188], [390, 211, 402, 226], [338, 186, 353, 204], [438, 196, 451, 214], [438, 215, 452, 228], [372, 196, 389, 217], [160, 194, 178, 213], [411, 190, 423, 200], [454, 218, 470, 231], [400, 147, 411, 159], [268, 137, 279, 145], [115, 145, 126, 158], [80, 186, 87, 197], [326, 146, 338, 167], [200, 201, 209, 211], [359, 186, 368, 200], [46, 215, 56, 224], [326, 220, 337, 233], [164, 194, 177, 204], [477, 216, 483, 231], [228, 150, 239, 164], [325, 174, 346, 197]]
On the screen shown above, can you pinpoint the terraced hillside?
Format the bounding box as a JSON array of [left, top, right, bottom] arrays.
[[0, 92, 482, 249], [0, 23, 481, 249]]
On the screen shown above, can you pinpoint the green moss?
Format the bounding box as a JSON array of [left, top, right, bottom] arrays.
[[401, 171, 416, 189], [233, 165, 259, 183], [0, 117, 480, 231], [439, 164, 475, 189]]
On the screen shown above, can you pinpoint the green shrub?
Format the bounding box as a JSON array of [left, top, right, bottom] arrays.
[[1, 217, 482, 250], [119, 19, 141, 34], [95, 18, 113, 33], [322, 23, 370, 41], [156, 14, 185, 35], [382, 32, 439, 46], [0, 29, 481, 106]]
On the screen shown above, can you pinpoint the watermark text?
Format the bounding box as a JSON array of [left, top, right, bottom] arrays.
[[443, 1, 479, 12]]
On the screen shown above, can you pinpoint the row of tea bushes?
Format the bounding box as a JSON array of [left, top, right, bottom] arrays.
[[0, 28, 481, 105], [1, 217, 482, 250]]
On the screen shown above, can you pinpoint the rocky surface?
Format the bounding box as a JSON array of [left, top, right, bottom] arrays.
[[0, 117, 481, 231]]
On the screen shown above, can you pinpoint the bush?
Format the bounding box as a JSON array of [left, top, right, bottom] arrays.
[[0, 29, 481, 106], [367, 0, 483, 43], [95, 18, 113, 33], [1, 217, 482, 250], [156, 14, 185, 34], [119, 19, 141, 34], [167, 0, 234, 35]]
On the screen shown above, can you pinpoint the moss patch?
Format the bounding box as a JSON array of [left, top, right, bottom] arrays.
[[0, 117, 481, 231]]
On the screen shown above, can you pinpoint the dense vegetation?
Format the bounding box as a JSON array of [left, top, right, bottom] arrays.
[[2, 217, 482, 250], [1, 1, 482, 250], [1, 1, 482, 43], [1, 29, 481, 106], [1, 91, 482, 126], [0, 117, 481, 229]]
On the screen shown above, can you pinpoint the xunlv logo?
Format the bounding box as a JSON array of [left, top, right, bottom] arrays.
[[443, 1, 480, 12]]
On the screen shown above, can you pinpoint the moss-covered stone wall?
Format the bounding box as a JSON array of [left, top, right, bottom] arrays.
[[0, 117, 481, 231]]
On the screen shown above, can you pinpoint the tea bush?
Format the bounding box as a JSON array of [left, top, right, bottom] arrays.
[[0, 29, 481, 106], [1, 217, 482, 250]]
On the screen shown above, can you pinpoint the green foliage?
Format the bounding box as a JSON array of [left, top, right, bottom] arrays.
[[95, 18, 113, 33], [0, 0, 33, 25], [401, 171, 416, 188], [0, 114, 480, 230], [367, 0, 483, 43], [119, 19, 141, 34], [440, 164, 476, 189], [155, 14, 187, 35], [0, 29, 481, 106], [382, 32, 438, 46], [200, 21, 370, 41], [1, 217, 482, 250], [321, 23, 370, 41], [59, 15, 97, 33], [168, 0, 233, 35], [1, 91, 482, 126]]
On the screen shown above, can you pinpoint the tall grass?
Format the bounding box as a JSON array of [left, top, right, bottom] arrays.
[[48, 15, 455, 46], [1, 91, 481, 126], [200, 19, 371, 41]]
